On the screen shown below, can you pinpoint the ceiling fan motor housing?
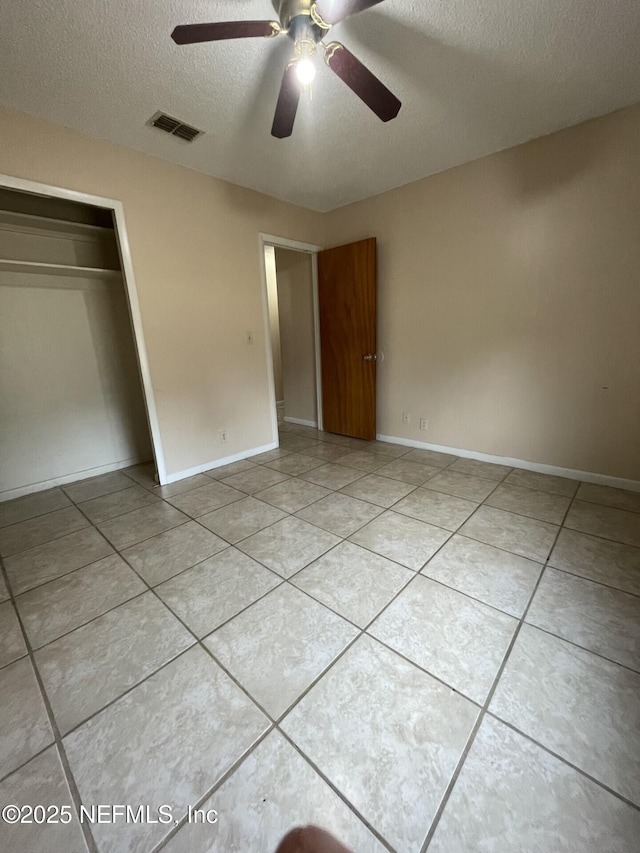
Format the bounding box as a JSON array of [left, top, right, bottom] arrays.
[[279, 0, 326, 42]]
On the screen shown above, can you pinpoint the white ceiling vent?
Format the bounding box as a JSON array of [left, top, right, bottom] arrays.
[[148, 112, 203, 143]]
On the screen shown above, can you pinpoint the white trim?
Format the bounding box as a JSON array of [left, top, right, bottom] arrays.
[[258, 232, 324, 445], [163, 442, 277, 484], [0, 172, 167, 486], [258, 242, 279, 446], [111, 203, 167, 483], [311, 251, 323, 431], [284, 416, 318, 428], [377, 433, 640, 493], [0, 456, 150, 502], [260, 233, 322, 255]]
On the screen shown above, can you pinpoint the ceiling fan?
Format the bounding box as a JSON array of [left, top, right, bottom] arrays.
[[171, 0, 401, 138]]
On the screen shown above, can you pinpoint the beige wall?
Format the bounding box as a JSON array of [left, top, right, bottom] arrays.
[[2, 102, 639, 484], [325, 105, 640, 480], [275, 248, 317, 425], [0, 106, 324, 478]]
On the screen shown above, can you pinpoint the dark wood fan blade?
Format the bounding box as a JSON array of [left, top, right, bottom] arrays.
[[271, 64, 301, 138], [313, 0, 386, 26], [171, 21, 279, 45], [325, 42, 401, 122]]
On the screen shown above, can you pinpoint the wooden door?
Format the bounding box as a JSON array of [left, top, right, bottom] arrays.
[[317, 237, 377, 440]]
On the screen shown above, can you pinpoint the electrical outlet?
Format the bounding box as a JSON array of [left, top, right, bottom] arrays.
[[246, 331, 254, 345], [420, 418, 428, 431], [219, 429, 228, 444], [402, 412, 411, 425]]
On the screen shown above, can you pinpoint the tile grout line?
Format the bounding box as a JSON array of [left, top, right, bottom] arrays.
[[62, 501, 290, 719], [27, 498, 301, 852], [0, 506, 277, 622], [3, 431, 636, 517], [4, 463, 635, 659], [78, 485, 390, 749], [277, 729, 395, 853], [148, 567, 425, 851], [16, 492, 284, 712], [483, 712, 640, 813], [6, 586, 151, 660], [105, 466, 433, 601], [291, 505, 387, 539], [542, 561, 640, 599], [419, 480, 584, 851], [3, 541, 125, 599], [9, 491, 633, 684], [146, 725, 278, 853], [7, 488, 369, 676], [230, 516, 490, 852], [2, 445, 638, 850], [1, 518, 193, 592], [0, 555, 99, 853], [5, 463, 634, 691], [23, 464, 635, 753], [519, 621, 640, 675], [141, 576, 392, 847], [4, 459, 637, 557], [283, 524, 456, 631], [0, 739, 57, 788], [370, 485, 574, 533], [137, 474, 469, 850], [146, 628, 388, 850]]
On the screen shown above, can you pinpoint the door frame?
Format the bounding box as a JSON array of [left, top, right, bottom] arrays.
[[0, 172, 167, 484], [258, 233, 324, 442]]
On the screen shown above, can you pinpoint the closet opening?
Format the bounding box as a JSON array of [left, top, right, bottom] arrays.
[[0, 176, 164, 500]]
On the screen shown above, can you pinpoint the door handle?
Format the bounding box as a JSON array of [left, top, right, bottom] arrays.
[[363, 353, 377, 361]]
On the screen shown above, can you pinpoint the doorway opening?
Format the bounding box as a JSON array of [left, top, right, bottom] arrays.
[[260, 234, 323, 444], [0, 175, 165, 500]]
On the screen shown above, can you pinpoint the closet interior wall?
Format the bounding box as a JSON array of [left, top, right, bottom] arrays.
[[0, 188, 152, 500]]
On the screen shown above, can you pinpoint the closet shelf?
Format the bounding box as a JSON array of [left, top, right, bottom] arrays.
[[0, 259, 121, 279], [0, 209, 113, 242]]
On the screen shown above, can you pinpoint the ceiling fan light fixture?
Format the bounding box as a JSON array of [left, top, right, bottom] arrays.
[[296, 57, 316, 85], [171, 1, 402, 138]]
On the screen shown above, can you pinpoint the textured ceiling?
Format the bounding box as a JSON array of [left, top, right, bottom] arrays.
[[1, 1, 639, 211]]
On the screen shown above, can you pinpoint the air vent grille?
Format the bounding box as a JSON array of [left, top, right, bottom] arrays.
[[149, 112, 203, 143], [172, 123, 201, 142]]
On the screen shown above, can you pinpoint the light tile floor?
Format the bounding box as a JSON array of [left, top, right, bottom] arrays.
[[1, 424, 639, 852]]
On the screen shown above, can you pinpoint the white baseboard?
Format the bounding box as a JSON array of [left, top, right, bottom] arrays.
[[0, 455, 150, 502], [377, 434, 640, 493], [284, 416, 318, 428], [163, 442, 278, 485]]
